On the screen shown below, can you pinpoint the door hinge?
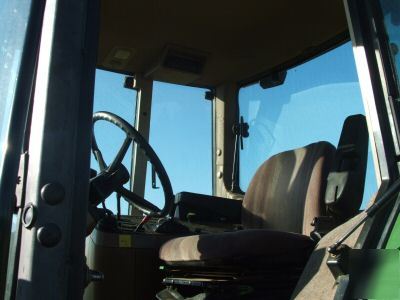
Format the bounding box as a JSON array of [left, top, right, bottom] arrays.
[[15, 152, 29, 210]]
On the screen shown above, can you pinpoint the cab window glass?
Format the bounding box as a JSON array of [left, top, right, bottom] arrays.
[[144, 82, 212, 209], [0, 0, 34, 269], [0, 0, 31, 170], [239, 42, 377, 208], [91, 70, 137, 214], [380, 0, 400, 88]]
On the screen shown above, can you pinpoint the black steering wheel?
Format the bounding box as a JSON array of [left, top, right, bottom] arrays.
[[91, 111, 174, 217]]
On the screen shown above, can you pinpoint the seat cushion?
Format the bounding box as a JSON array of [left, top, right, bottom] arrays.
[[159, 229, 316, 267]]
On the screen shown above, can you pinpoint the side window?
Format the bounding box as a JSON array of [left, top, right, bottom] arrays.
[[0, 1, 32, 170], [0, 0, 38, 291], [239, 42, 377, 208], [91, 70, 137, 214], [380, 0, 400, 88], [144, 82, 212, 208]]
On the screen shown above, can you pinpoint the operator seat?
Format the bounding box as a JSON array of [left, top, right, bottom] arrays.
[[158, 115, 368, 298], [160, 141, 335, 268]]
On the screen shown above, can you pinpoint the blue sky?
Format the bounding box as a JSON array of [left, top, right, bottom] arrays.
[[92, 41, 377, 214]]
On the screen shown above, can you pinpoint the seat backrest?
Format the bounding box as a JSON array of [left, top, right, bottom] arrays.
[[241, 141, 336, 235], [325, 114, 369, 221]]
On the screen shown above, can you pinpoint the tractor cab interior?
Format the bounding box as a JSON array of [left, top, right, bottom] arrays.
[[84, 1, 382, 299]]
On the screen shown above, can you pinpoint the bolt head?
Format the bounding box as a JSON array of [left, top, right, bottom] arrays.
[[37, 223, 62, 248], [41, 182, 65, 205]]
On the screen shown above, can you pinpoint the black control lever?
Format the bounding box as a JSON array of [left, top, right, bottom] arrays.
[[328, 177, 400, 254]]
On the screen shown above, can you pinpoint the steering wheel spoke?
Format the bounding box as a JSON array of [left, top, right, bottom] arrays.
[[93, 149, 107, 171], [108, 136, 132, 172], [117, 186, 161, 215]]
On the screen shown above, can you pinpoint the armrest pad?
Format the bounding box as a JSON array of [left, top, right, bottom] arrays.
[[174, 192, 242, 224]]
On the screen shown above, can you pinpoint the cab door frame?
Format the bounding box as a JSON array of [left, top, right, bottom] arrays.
[[9, 0, 100, 299], [344, 0, 400, 251]]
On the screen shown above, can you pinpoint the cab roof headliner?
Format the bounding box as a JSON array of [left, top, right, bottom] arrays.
[[97, 0, 349, 87]]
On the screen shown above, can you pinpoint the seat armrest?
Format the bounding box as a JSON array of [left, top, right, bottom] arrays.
[[173, 192, 242, 224]]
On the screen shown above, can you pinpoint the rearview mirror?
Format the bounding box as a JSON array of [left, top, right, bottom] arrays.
[[259, 70, 287, 89]]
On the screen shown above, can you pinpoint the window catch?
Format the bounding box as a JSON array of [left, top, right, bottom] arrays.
[[204, 90, 215, 101], [123, 76, 137, 90]]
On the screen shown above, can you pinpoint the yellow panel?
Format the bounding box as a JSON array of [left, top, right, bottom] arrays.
[[118, 234, 132, 248]]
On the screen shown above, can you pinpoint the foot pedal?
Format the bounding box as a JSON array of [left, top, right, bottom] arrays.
[[163, 277, 232, 288], [156, 287, 184, 300]]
